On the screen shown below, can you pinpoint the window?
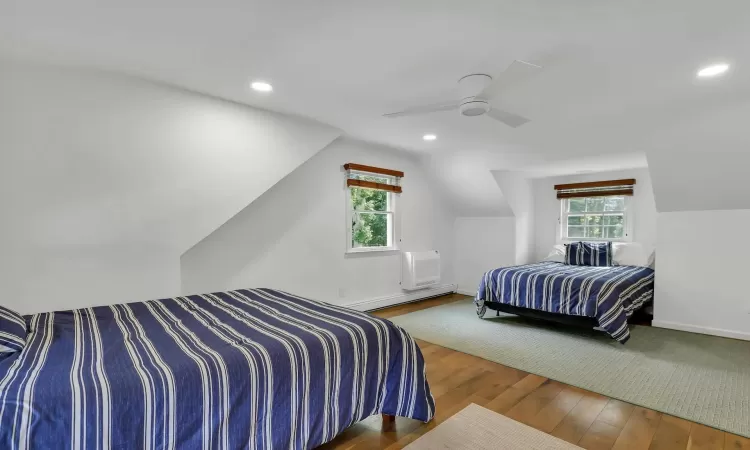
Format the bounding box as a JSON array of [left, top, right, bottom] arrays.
[[344, 164, 402, 253], [555, 178, 635, 242], [561, 195, 630, 241]]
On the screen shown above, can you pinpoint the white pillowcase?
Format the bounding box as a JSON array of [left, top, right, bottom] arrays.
[[544, 243, 654, 268], [544, 244, 566, 263], [612, 242, 650, 267]]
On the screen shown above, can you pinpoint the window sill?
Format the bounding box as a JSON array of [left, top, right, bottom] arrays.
[[346, 246, 399, 255]]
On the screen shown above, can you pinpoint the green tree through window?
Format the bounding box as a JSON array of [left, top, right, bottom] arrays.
[[350, 174, 393, 248]]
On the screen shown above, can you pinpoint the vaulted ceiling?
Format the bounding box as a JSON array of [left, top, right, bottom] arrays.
[[3, 0, 750, 214]]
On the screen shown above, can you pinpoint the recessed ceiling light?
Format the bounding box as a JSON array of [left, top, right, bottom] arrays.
[[697, 63, 729, 78], [423, 134, 437, 141], [251, 81, 273, 92]]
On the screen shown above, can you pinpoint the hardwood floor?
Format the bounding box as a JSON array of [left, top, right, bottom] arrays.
[[317, 294, 749, 450]]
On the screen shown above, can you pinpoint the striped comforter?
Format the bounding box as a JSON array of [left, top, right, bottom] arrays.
[[0, 288, 434, 449], [475, 262, 654, 343]]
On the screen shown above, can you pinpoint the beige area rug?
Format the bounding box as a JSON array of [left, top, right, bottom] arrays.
[[405, 403, 582, 449], [389, 300, 750, 438]]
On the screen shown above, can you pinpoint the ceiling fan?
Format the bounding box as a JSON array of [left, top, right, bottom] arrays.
[[383, 60, 542, 128]]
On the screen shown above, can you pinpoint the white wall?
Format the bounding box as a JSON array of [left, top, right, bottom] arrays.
[[533, 168, 657, 261], [493, 171, 536, 265], [653, 210, 750, 340], [0, 58, 340, 313], [181, 138, 456, 306], [0, 244, 181, 314], [643, 106, 750, 340], [454, 217, 516, 295], [448, 172, 533, 295]]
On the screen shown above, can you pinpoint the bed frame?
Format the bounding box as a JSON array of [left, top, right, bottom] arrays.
[[483, 301, 653, 327]]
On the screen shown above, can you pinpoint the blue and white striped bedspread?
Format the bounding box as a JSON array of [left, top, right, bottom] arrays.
[[475, 262, 654, 343], [0, 288, 434, 449]]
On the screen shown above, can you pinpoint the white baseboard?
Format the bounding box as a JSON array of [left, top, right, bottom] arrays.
[[652, 320, 750, 341], [456, 289, 476, 297], [344, 284, 457, 312]]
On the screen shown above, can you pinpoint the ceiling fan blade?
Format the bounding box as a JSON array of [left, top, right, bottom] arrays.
[[480, 59, 542, 100], [383, 101, 459, 118], [487, 108, 531, 128]]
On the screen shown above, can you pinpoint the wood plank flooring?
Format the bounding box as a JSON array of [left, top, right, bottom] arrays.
[[317, 294, 749, 450]]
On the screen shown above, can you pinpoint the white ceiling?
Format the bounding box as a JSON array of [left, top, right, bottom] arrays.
[[4, 0, 750, 174]]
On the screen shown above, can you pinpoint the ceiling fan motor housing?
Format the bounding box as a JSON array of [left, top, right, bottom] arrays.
[[457, 74, 492, 117], [459, 99, 491, 117]]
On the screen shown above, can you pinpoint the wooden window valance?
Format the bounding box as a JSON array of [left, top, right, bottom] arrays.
[[554, 178, 635, 199], [344, 163, 403, 193]]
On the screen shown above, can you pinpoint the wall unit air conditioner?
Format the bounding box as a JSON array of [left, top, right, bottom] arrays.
[[401, 251, 441, 291]]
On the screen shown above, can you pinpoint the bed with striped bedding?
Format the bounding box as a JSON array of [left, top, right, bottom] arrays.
[[0, 288, 434, 449], [475, 262, 654, 343]]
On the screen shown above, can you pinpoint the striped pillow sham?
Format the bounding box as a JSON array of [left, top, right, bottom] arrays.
[[565, 241, 613, 267], [0, 305, 27, 354]]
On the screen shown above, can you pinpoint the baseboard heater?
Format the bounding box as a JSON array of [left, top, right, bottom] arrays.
[[365, 286, 457, 312], [345, 283, 458, 312]]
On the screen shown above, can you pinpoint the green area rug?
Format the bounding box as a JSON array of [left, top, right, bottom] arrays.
[[389, 300, 750, 437]]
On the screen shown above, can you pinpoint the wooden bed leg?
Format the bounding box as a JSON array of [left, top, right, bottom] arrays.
[[382, 414, 396, 430]]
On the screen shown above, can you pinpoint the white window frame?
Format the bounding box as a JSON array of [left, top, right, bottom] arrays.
[[345, 172, 400, 254], [558, 196, 633, 243]]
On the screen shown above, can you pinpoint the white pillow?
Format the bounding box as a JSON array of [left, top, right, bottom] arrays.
[[544, 244, 566, 263], [612, 243, 649, 267]]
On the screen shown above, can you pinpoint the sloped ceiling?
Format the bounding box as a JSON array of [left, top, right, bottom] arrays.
[[0, 59, 342, 254], [646, 98, 750, 213], [423, 153, 513, 217]]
